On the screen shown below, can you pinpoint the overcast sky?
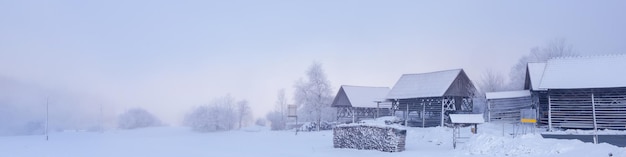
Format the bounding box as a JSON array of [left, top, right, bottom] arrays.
[[1, 0, 625, 125]]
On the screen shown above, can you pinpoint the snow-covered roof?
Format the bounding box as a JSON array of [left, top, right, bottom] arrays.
[[342, 85, 390, 108], [539, 55, 626, 89], [449, 114, 485, 124], [527, 62, 547, 91], [485, 90, 531, 99], [386, 69, 462, 99]]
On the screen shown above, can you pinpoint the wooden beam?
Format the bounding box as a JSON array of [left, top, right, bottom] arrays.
[[548, 93, 552, 131]]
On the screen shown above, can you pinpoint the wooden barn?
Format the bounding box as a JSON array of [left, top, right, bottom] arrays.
[[540, 55, 626, 130], [524, 62, 549, 125], [386, 69, 477, 127], [331, 85, 392, 122], [486, 90, 532, 123]]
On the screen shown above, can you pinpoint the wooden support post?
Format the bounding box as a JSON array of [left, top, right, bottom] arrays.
[[376, 101, 380, 118], [405, 103, 409, 126], [474, 124, 478, 134], [422, 103, 425, 128], [487, 100, 491, 122], [548, 94, 552, 131], [392, 100, 397, 117], [453, 125, 457, 149], [352, 108, 355, 123], [592, 93, 598, 144], [441, 98, 445, 127], [295, 116, 298, 135]]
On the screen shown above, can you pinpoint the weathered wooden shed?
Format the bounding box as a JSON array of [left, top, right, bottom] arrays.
[[331, 85, 392, 122], [386, 69, 476, 127], [524, 62, 549, 125], [540, 55, 626, 130], [486, 90, 532, 123]]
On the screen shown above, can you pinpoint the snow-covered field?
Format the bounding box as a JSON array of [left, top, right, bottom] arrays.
[[0, 123, 624, 157]]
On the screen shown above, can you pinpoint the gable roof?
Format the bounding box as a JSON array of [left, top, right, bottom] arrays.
[[525, 62, 547, 91], [386, 69, 468, 99], [539, 55, 626, 89], [331, 85, 390, 108]]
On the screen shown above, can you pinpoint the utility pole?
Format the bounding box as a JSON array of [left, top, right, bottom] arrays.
[[46, 97, 49, 141], [100, 104, 104, 133]]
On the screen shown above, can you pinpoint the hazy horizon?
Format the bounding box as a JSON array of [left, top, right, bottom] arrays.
[[1, 0, 625, 130]]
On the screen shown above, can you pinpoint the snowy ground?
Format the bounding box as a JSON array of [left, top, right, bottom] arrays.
[[1, 123, 624, 157]]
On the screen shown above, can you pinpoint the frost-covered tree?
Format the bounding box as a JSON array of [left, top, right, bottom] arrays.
[[215, 95, 237, 130], [117, 108, 161, 129], [508, 39, 575, 89], [184, 105, 217, 132], [184, 95, 238, 132], [294, 62, 335, 131], [236, 100, 253, 129]]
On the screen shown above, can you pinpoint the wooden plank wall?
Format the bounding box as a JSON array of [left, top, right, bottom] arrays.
[[550, 88, 626, 130], [397, 97, 444, 127], [394, 96, 473, 127], [488, 96, 532, 123], [532, 91, 550, 125]]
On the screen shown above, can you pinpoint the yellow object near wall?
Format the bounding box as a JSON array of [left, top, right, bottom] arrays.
[[521, 118, 537, 123]]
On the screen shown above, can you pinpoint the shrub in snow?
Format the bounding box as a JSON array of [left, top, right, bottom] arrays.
[[299, 121, 335, 132], [117, 108, 161, 129], [255, 118, 267, 126], [333, 124, 406, 152]]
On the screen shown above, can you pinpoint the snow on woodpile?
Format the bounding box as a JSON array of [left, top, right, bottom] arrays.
[[333, 125, 406, 152], [333, 116, 406, 152]]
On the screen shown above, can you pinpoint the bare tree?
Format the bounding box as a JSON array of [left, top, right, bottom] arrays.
[[275, 89, 287, 126], [508, 38, 576, 89], [477, 69, 506, 96], [294, 62, 334, 131], [236, 100, 252, 129]]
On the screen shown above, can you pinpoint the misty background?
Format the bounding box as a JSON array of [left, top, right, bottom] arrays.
[[1, 0, 625, 135]]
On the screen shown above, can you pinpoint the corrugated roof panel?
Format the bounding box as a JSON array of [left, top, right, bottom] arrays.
[[540, 55, 626, 89], [386, 69, 462, 99], [527, 62, 547, 91], [341, 85, 390, 108]]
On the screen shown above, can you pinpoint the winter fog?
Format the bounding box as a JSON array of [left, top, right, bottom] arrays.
[[1, 0, 625, 138]]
